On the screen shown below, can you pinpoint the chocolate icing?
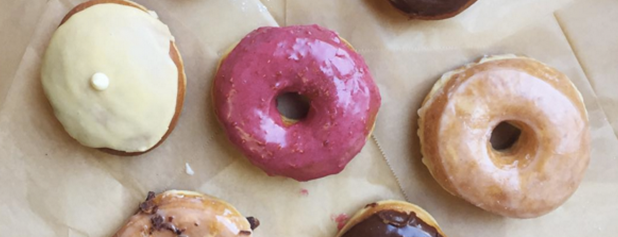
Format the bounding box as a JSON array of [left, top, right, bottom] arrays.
[[247, 216, 260, 230], [150, 214, 185, 235], [139, 191, 157, 214], [341, 210, 442, 237], [388, 0, 475, 19]]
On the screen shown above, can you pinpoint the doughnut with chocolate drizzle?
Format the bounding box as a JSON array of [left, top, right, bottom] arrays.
[[113, 190, 259, 237], [337, 200, 446, 237]]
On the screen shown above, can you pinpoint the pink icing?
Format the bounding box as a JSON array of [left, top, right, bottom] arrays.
[[213, 25, 381, 181]]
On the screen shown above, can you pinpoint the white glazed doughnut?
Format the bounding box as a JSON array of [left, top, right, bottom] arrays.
[[42, 0, 186, 155]]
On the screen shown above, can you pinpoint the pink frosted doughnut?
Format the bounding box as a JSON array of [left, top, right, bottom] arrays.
[[213, 25, 381, 181]]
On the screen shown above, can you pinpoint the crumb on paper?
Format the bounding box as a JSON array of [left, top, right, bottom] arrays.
[[185, 163, 194, 176], [330, 213, 349, 231], [300, 188, 309, 196]]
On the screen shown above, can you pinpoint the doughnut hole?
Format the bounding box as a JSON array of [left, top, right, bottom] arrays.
[[490, 122, 521, 151], [276, 92, 311, 125], [488, 121, 537, 169]]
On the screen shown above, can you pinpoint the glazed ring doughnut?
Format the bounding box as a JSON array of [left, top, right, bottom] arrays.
[[337, 200, 446, 237], [113, 190, 259, 237], [213, 25, 381, 181], [387, 0, 478, 20], [418, 55, 590, 218], [42, 0, 186, 155]]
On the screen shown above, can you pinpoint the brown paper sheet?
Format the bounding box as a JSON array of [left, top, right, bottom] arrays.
[[555, 0, 618, 139], [1, 0, 617, 236], [0, 0, 47, 107], [260, 0, 285, 25]]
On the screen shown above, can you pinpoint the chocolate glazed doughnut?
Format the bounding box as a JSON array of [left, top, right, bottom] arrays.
[[337, 200, 447, 237], [388, 0, 478, 20]]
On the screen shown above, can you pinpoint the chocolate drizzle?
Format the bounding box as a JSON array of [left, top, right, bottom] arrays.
[[247, 216, 260, 230], [139, 192, 186, 236], [150, 215, 164, 231], [388, 0, 476, 19], [150, 214, 185, 236], [139, 191, 157, 214], [341, 210, 442, 237]]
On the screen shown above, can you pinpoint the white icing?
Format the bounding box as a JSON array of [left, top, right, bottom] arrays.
[[148, 10, 159, 19], [90, 72, 109, 91], [41, 3, 179, 152]]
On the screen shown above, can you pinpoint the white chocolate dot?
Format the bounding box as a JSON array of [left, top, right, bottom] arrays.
[[90, 72, 109, 91]]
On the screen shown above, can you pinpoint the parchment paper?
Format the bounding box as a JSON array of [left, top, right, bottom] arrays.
[[0, 0, 47, 107], [1, 0, 617, 236], [555, 0, 618, 140]]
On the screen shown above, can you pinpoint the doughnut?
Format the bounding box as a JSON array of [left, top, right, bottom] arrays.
[[213, 25, 381, 181], [387, 0, 477, 20], [113, 190, 259, 237], [417, 55, 590, 218], [337, 200, 446, 237], [41, 0, 186, 155]]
